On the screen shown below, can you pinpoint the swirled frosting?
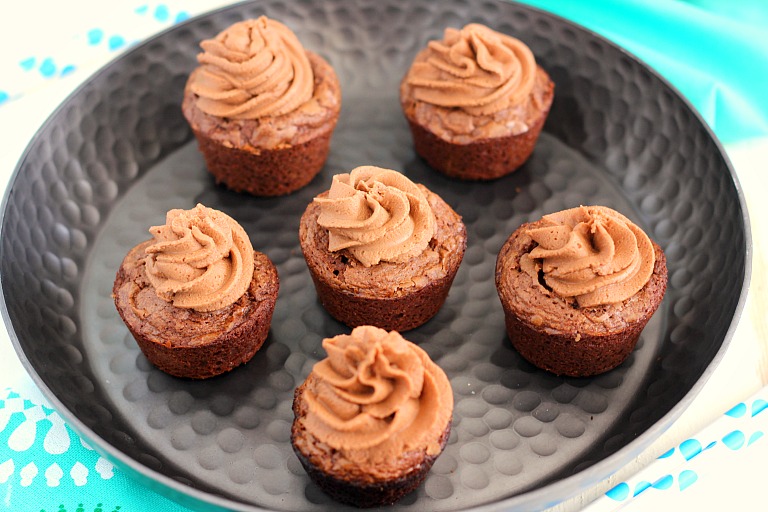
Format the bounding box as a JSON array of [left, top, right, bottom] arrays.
[[404, 23, 536, 116], [144, 204, 255, 312], [302, 326, 453, 458], [189, 16, 313, 119], [521, 206, 655, 307], [314, 166, 436, 267]]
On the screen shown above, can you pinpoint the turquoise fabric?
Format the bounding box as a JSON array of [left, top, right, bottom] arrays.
[[519, 0, 768, 143]]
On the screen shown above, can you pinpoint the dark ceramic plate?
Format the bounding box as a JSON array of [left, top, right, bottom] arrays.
[[0, 0, 749, 510]]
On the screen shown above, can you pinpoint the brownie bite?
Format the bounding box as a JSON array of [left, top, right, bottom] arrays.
[[299, 165, 467, 332], [400, 23, 554, 180], [495, 206, 667, 377], [182, 16, 341, 196], [291, 326, 453, 507], [112, 204, 279, 379]]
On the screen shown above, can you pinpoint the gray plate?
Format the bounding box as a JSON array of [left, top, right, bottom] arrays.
[[0, 0, 750, 510]]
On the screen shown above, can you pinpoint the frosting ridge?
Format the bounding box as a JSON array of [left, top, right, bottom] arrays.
[[190, 16, 313, 119], [521, 206, 655, 307], [404, 23, 536, 116], [144, 204, 254, 312], [314, 166, 436, 267], [302, 326, 453, 458]]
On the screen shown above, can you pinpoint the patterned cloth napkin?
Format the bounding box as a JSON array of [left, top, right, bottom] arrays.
[[1, 383, 192, 512], [0, 1, 766, 511], [587, 389, 768, 510]]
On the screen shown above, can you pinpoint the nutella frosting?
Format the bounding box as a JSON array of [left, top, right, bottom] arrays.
[[302, 326, 453, 461], [521, 206, 655, 308], [189, 16, 313, 119], [314, 166, 437, 267], [404, 23, 536, 116], [144, 204, 254, 312]]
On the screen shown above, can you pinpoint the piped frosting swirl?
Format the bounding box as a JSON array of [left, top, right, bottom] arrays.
[[314, 166, 436, 267], [189, 16, 313, 119], [302, 326, 453, 458], [404, 23, 536, 116], [520, 206, 655, 307], [144, 204, 254, 312]]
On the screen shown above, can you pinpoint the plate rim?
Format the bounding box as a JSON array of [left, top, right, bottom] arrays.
[[0, 0, 752, 510]]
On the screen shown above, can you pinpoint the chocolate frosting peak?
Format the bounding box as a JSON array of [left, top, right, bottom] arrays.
[[303, 326, 453, 458], [190, 16, 313, 119], [144, 204, 254, 312], [315, 166, 436, 267], [521, 206, 655, 307], [404, 23, 536, 116]]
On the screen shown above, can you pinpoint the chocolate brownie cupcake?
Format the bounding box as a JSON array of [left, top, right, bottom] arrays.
[[182, 16, 341, 196], [495, 206, 667, 377], [299, 165, 467, 332], [291, 326, 453, 507], [112, 204, 279, 379], [400, 23, 554, 180]]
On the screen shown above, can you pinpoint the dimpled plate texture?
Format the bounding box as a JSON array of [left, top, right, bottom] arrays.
[[0, 0, 748, 510]]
